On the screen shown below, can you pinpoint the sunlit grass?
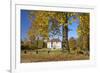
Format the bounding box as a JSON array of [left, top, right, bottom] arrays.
[[21, 48, 89, 63]]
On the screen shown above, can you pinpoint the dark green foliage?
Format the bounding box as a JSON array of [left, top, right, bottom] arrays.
[[43, 42, 47, 48], [21, 44, 31, 50]]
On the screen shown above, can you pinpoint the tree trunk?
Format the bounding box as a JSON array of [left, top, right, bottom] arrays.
[[62, 24, 70, 52], [37, 37, 39, 49]]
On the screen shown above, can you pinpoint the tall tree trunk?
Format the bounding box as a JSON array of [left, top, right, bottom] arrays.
[[62, 24, 70, 52], [82, 34, 89, 51], [37, 37, 39, 49]]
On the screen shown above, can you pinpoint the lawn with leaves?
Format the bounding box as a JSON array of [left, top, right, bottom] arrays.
[[21, 49, 89, 63]]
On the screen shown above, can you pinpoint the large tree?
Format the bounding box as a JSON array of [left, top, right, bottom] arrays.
[[28, 10, 78, 52], [77, 13, 90, 51]]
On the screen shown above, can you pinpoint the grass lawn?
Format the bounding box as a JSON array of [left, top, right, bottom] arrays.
[[21, 48, 89, 63]]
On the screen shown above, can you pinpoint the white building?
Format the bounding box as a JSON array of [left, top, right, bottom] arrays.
[[47, 39, 62, 50]]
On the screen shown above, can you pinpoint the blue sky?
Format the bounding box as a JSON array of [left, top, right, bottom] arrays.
[[68, 17, 79, 39], [21, 10, 79, 40], [21, 10, 31, 40]]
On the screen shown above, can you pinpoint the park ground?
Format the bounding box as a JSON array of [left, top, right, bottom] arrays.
[[21, 48, 89, 63]]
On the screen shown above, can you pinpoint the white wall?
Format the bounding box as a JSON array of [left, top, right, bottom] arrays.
[[0, 0, 100, 73], [47, 42, 61, 49], [47, 42, 51, 48]]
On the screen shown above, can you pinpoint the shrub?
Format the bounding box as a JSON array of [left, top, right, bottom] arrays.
[[37, 40, 43, 48], [69, 37, 77, 51], [21, 44, 30, 50]]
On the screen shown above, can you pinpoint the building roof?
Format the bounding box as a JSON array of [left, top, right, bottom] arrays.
[[48, 39, 61, 42]]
